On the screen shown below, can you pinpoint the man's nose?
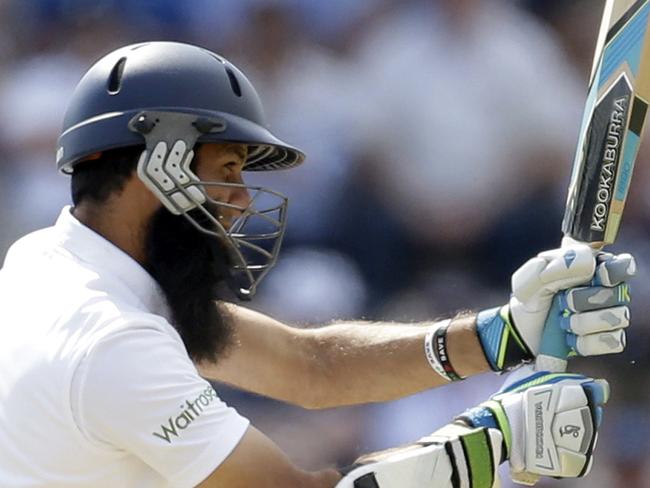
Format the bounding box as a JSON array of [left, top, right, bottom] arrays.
[[228, 175, 252, 211]]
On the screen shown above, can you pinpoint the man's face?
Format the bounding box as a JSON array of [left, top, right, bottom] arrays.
[[193, 143, 251, 230], [143, 143, 250, 364]]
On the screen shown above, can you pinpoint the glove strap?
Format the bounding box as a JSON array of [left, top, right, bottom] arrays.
[[476, 305, 533, 372], [424, 423, 503, 488], [424, 320, 464, 382], [457, 400, 512, 463]]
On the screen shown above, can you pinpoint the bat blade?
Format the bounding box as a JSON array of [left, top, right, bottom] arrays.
[[536, 0, 650, 374], [563, 0, 650, 248]]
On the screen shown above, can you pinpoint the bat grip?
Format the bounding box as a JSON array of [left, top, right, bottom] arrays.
[[534, 237, 600, 373]]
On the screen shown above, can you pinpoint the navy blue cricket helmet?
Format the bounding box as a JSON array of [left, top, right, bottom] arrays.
[[56, 41, 304, 174]]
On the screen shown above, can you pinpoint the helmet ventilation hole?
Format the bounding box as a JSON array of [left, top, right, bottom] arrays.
[[225, 67, 242, 97], [107, 57, 127, 95]]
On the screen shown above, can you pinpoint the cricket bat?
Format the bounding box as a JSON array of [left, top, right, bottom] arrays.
[[536, 0, 650, 373]]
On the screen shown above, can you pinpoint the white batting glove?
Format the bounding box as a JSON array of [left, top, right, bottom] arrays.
[[476, 244, 635, 372], [459, 367, 609, 485], [336, 368, 608, 488]]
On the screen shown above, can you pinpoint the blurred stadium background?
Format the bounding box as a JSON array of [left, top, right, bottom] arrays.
[[1, 0, 649, 486]]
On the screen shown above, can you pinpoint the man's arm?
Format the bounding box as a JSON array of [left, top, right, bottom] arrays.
[[197, 426, 340, 487], [198, 303, 490, 409], [200, 247, 633, 409]]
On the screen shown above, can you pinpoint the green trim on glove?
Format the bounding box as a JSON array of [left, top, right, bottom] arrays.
[[432, 423, 501, 488], [460, 428, 495, 488], [480, 400, 512, 460]]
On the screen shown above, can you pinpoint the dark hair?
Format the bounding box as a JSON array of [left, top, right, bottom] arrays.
[[70, 146, 144, 205]]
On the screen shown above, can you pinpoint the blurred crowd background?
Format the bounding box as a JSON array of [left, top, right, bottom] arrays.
[[1, 0, 649, 486]]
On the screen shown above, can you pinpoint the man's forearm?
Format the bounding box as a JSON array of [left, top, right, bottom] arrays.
[[202, 304, 492, 409], [446, 315, 493, 377], [304, 315, 491, 408]]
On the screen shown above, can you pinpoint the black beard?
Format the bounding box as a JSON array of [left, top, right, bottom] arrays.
[[144, 207, 234, 364]]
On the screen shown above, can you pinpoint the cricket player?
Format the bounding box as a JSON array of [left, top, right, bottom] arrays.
[[0, 42, 635, 487]]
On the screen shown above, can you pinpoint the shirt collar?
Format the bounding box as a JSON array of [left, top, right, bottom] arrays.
[[55, 206, 169, 316]]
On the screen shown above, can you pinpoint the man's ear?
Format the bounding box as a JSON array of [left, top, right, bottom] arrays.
[[122, 170, 164, 213]]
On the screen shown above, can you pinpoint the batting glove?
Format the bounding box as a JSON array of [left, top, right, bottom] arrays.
[[336, 368, 608, 488], [460, 367, 610, 485], [476, 245, 635, 372]]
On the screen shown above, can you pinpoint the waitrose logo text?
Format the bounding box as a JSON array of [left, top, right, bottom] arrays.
[[153, 385, 218, 443]]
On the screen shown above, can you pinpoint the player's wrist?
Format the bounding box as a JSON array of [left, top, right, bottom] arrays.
[[476, 305, 533, 373], [423, 319, 466, 382]]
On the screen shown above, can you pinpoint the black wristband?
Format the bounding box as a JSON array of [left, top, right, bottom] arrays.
[[431, 323, 464, 382]]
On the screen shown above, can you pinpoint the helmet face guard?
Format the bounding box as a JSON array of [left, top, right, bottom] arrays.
[[130, 110, 287, 299], [57, 42, 306, 299]]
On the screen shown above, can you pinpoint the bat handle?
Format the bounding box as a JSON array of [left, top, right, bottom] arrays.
[[534, 237, 600, 372]]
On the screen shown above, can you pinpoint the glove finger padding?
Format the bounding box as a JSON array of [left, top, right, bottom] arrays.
[[594, 253, 637, 286], [564, 284, 631, 313], [568, 329, 626, 356], [531, 283, 631, 361], [563, 306, 629, 335]]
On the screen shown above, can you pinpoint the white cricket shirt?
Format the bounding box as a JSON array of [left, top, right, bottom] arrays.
[[0, 207, 249, 487]]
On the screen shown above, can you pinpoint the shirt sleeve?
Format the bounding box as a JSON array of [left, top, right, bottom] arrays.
[[70, 321, 250, 488]]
